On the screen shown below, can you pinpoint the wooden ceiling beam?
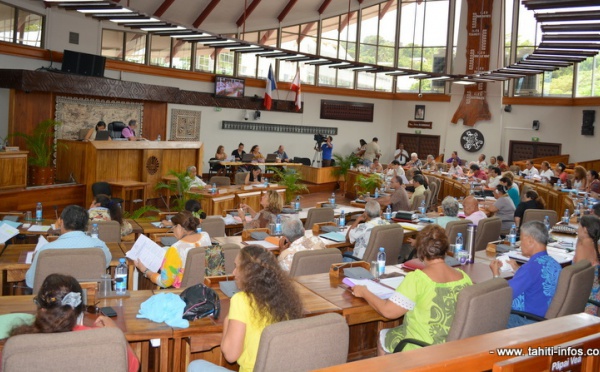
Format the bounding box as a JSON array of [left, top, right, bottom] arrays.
[[154, 0, 176, 17], [339, 11, 356, 34], [236, 0, 262, 28], [318, 0, 332, 15], [193, 0, 221, 28], [277, 0, 298, 23], [379, 0, 394, 20], [297, 22, 316, 44]]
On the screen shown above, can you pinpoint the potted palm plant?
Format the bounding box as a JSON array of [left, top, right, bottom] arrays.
[[268, 167, 308, 205], [154, 169, 203, 212], [331, 153, 360, 197], [10, 119, 63, 186], [354, 174, 383, 199]]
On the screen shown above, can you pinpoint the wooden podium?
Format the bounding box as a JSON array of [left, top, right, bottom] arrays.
[[56, 140, 203, 207]]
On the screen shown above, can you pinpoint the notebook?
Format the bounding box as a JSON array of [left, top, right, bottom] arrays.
[[241, 153, 255, 162], [320, 231, 346, 243], [265, 153, 278, 162]]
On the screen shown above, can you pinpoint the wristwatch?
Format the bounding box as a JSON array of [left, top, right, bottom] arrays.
[[143, 268, 149, 278]]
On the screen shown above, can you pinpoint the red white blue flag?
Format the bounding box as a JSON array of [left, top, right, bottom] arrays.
[[264, 64, 276, 110]]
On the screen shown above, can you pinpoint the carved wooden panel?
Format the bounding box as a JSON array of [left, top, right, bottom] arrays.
[[320, 100, 374, 122], [508, 141, 561, 164], [170, 108, 201, 141], [396, 133, 441, 160], [222, 121, 337, 136]]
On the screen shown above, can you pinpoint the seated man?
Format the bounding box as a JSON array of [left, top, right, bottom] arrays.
[[406, 152, 422, 169], [273, 145, 289, 162], [462, 196, 487, 225], [385, 160, 405, 179], [487, 166, 502, 188], [469, 164, 488, 181], [522, 160, 539, 178], [436, 196, 461, 228], [277, 219, 325, 271], [186, 165, 207, 188], [409, 174, 426, 206], [344, 201, 389, 261], [446, 150, 461, 164], [489, 221, 561, 328], [369, 158, 383, 173], [424, 155, 437, 171], [376, 176, 410, 212], [448, 159, 464, 177], [25, 205, 111, 288]]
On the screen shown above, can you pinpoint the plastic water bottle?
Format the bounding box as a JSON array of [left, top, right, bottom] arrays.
[[563, 209, 570, 224], [508, 224, 517, 247], [419, 200, 426, 214], [556, 180, 562, 189], [385, 205, 392, 220], [274, 215, 282, 236], [211, 183, 217, 194], [264, 178, 269, 188], [156, 134, 161, 141], [339, 210, 346, 227], [294, 196, 301, 212], [91, 223, 99, 239], [377, 247, 386, 278], [196, 226, 202, 234], [115, 258, 127, 295], [470, 182, 475, 195], [35, 202, 43, 222], [544, 216, 551, 232], [455, 233, 464, 254], [374, 188, 379, 199], [329, 192, 336, 206]]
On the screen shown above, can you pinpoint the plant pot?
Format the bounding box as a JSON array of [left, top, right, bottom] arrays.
[[29, 165, 55, 186]]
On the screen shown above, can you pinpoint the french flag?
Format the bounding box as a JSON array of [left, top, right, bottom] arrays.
[[264, 64, 276, 110]]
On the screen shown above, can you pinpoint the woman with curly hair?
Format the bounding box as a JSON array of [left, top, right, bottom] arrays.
[[573, 215, 600, 316], [8, 274, 138, 371], [573, 166, 588, 191], [189, 245, 303, 371], [352, 224, 472, 354], [238, 189, 282, 229]]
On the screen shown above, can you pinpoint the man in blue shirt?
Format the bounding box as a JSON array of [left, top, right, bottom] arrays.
[[320, 136, 333, 167], [490, 220, 561, 328], [25, 205, 112, 288]]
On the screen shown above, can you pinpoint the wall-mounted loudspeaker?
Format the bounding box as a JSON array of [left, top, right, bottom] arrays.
[[61, 50, 106, 77], [504, 105, 512, 113], [582, 110, 595, 136], [532, 120, 540, 131]]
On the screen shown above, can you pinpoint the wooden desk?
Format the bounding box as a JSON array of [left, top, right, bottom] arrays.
[[315, 313, 600, 372], [0, 150, 28, 190], [109, 181, 149, 213], [0, 243, 126, 296]]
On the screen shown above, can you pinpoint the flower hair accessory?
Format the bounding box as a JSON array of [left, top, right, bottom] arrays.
[[61, 292, 82, 308]]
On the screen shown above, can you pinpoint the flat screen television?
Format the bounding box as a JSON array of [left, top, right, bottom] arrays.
[[215, 76, 245, 98]]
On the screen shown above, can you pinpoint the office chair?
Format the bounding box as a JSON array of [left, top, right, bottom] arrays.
[[91, 182, 124, 205]]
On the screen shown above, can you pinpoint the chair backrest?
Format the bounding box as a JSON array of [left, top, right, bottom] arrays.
[[304, 208, 334, 229], [423, 189, 433, 211], [208, 157, 219, 171], [522, 209, 558, 226], [33, 248, 107, 293], [289, 249, 343, 277], [411, 194, 425, 211], [201, 217, 226, 238], [447, 278, 512, 341], [520, 183, 532, 201], [2, 327, 129, 372], [208, 176, 230, 187], [545, 260, 595, 319], [234, 172, 247, 185], [88, 220, 121, 243], [180, 247, 206, 288], [107, 121, 126, 139], [253, 313, 349, 372], [428, 181, 439, 208], [473, 217, 502, 252], [221, 243, 240, 274], [445, 220, 472, 246], [91, 181, 113, 197], [362, 224, 405, 265], [299, 157, 311, 166]]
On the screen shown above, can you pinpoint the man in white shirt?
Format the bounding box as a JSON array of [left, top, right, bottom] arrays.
[[344, 201, 389, 260], [487, 167, 502, 188], [475, 154, 487, 169], [393, 143, 409, 165], [539, 161, 555, 181], [363, 137, 382, 166], [522, 160, 539, 178]]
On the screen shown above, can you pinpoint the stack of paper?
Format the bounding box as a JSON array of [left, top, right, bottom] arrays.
[[0, 222, 20, 244], [342, 277, 396, 299]]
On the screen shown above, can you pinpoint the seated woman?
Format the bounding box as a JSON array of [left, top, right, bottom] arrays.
[[188, 245, 303, 372], [245, 165, 263, 185], [250, 145, 265, 163], [487, 185, 516, 233], [573, 215, 600, 316], [369, 158, 384, 173], [214, 145, 228, 176], [84, 121, 111, 141], [499, 176, 520, 207], [353, 224, 472, 354], [187, 165, 207, 188], [514, 190, 545, 228], [8, 274, 138, 372], [134, 211, 210, 288], [436, 196, 461, 228], [555, 162, 569, 185], [88, 194, 133, 237], [587, 170, 600, 194], [573, 166, 588, 191], [238, 190, 282, 229]]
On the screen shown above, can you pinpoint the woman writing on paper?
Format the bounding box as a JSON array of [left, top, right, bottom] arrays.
[[238, 190, 282, 229], [134, 211, 210, 288], [188, 245, 303, 372], [352, 224, 472, 354]]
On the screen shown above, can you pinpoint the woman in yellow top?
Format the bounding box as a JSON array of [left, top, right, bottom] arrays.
[[250, 145, 265, 163], [214, 145, 227, 176], [134, 211, 210, 288], [188, 245, 303, 372]]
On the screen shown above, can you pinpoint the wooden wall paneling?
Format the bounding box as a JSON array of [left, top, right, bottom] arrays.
[[142, 102, 168, 141], [180, 149, 198, 171], [0, 184, 85, 218], [56, 140, 87, 183], [8, 90, 54, 151], [236, 191, 262, 213], [396, 133, 440, 160], [0, 151, 28, 190], [142, 149, 163, 199], [116, 150, 142, 182], [508, 141, 561, 165]]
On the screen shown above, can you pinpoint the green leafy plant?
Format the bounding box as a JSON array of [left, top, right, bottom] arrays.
[[354, 174, 383, 197], [331, 153, 360, 179], [124, 205, 161, 220], [10, 119, 65, 167], [267, 167, 309, 204], [155, 169, 203, 212]]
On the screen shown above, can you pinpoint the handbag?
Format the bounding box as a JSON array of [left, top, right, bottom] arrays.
[[180, 284, 221, 320]]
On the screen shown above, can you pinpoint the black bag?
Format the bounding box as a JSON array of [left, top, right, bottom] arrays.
[[180, 284, 221, 320]]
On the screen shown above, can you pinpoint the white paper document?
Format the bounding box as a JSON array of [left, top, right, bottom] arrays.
[[0, 222, 19, 244], [27, 225, 51, 232], [380, 276, 405, 290], [125, 234, 166, 272], [343, 278, 396, 299], [244, 240, 278, 250], [25, 236, 48, 264]]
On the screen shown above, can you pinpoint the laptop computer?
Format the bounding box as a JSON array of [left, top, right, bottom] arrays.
[[241, 153, 255, 163], [94, 131, 110, 141], [78, 128, 89, 140], [265, 153, 278, 163]]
